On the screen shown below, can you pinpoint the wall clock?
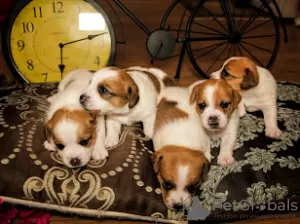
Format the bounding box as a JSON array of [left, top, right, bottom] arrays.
[[2, 0, 116, 83]]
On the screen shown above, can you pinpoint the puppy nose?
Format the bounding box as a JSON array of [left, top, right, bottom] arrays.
[[173, 203, 184, 211], [79, 94, 87, 105], [208, 116, 218, 123], [70, 157, 81, 167]]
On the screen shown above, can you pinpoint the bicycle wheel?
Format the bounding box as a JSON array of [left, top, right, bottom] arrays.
[[186, 0, 280, 78]]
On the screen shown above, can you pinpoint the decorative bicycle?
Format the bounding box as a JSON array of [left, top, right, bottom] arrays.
[[2, 0, 288, 82], [109, 0, 288, 79]]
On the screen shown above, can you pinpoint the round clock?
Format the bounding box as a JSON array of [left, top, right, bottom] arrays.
[[2, 0, 116, 83]]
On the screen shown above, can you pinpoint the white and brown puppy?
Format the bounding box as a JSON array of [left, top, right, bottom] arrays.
[[189, 79, 241, 167], [44, 69, 107, 168], [152, 87, 210, 211], [210, 56, 281, 138], [80, 66, 175, 148]]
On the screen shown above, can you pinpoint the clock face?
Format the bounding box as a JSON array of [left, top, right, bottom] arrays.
[[4, 0, 115, 83]]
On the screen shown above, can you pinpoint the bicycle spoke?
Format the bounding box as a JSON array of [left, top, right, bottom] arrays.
[[227, 43, 233, 58], [238, 42, 264, 67], [194, 41, 228, 59], [206, 43, 230, 73], [192, 40, 228, 53], [242, 34, 276, 39], [239, 2, 267, 34], [240, 40, 273, 54], [243, 18, 272, 35], [176, 9, 187, 39], [236, 43, 243, 56], [233, 43, 237, 56], [189, 30, 229, 36], [188, 36, 229, 42], [237, 7, 247, 30], [192, 20, 228, 36], [202, 5, 229, 33]]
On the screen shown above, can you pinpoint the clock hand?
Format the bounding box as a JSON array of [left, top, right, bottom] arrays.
[[57, 32, 107, 78], [62, 32, 107, 46], [58, 43, 65, 79]]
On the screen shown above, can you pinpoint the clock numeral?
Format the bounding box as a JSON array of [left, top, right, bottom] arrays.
[[22, 22, 34, 33], [17, 40, 25, 51], [27, 59, 34, 70], [52, 1, 64, 13], [41, 73, 48, 82], [94, 56, 100, 66], [33, 7, 42, 18]]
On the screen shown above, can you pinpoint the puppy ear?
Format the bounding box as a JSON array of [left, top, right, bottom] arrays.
[[240, 68, 259, 90], [232, 89, 241, 109], [88, 111, 99, 125], [45, 121, 53, 143], [127, 86, 139, 109], [151, 151, 163, 175], [189, 80, 205, 104]]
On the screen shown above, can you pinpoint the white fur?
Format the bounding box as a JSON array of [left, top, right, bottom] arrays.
[[82, 66, 170, 147], [44, 69, 107, 168], [167, 166, 192, 209], [153, 87, 211, 210], [153, 87, 211, 160], [210, 57, 281, 138], [188, 80, 240, 167]]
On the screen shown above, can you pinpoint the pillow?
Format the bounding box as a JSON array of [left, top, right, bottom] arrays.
[[0, 83, 179, 223], [0, 82, 299, 223]]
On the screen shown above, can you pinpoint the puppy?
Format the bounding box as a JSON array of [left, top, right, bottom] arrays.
[[210, 56, 281, 138], [152, 87, 210, 211], [80, 66, 175, 148], [44, 69, 107, 168], [189, 79, 241, 167]]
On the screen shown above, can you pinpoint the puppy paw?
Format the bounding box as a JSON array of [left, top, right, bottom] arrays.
[[239, 108, 247, 117], [265, 126, 282, 138], [238, 103, 246, 117], [217, 154, 235, 167], [92, 149, 109, 161], [43, 141, 56, 152], [105, 134, 120, 148]]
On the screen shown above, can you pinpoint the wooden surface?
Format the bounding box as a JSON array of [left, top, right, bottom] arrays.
[[0, 0, 300, 223]]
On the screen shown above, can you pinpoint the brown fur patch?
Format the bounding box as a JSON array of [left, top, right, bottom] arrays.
[[98, 70, 139, 109], [163, 76, 177, 87], [126, 69, 161, 93], [221, 57, 259, 91], [152, 145, 210, 205], [154, 98, 188, 133], [190, 79, 241, 117], [46, 108, 97, 147]]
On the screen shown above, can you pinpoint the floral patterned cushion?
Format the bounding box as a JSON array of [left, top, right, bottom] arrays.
[[198, 82, 300, 221], [0, 82, 299, 223]]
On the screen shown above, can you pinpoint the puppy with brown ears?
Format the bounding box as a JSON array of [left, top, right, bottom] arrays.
[[152, 87, 210, 211], [189, 79, 241, 167], [80, 66, 174, 148], [44, 69, 107, 168], [210, 56, 281, 138]]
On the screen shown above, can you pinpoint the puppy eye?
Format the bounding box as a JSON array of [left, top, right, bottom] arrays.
[[79, 138, 90, 146], [222, 69, 230, 78], [56, 143, 64, 150], [198, 102, 206, 110], [98, 85, 110, 95], [163, 180, 175, 191], [187, 184, 197, 194], [220, 101, 230, 109]]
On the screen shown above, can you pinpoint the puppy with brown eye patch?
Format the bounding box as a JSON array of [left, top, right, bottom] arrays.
[[210, 56, 281, 138], [44, 69, 108, 168], [80, 66, 176, 148], [152, 87, 211, 211], [189, 79, 241, 167]]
